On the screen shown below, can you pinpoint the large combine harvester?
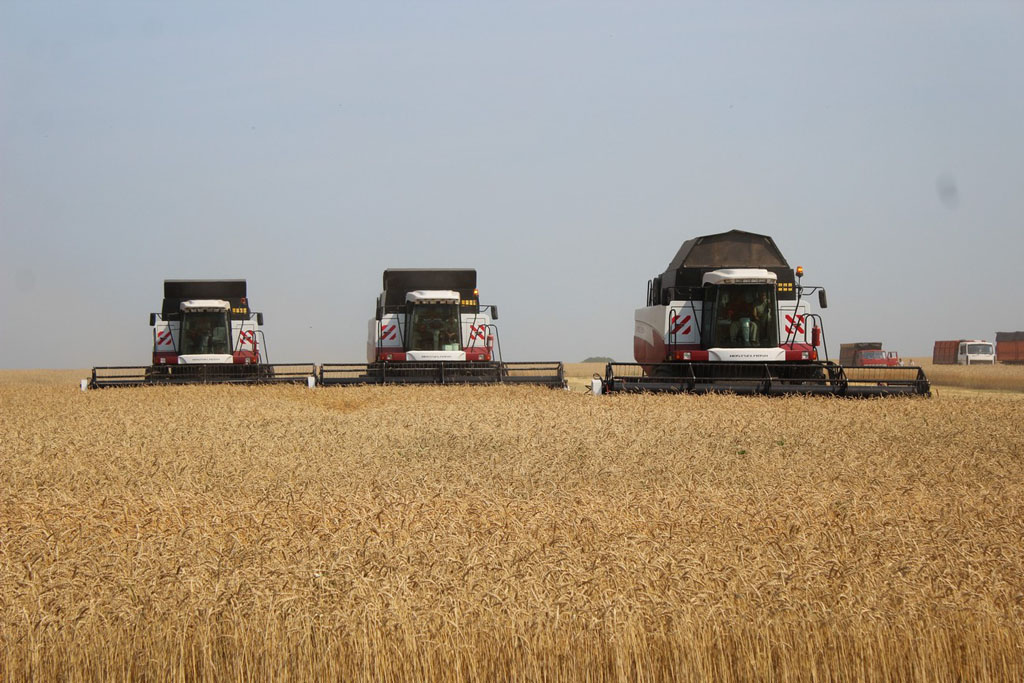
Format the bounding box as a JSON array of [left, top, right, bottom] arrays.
[[601, 230, 930, 396], [89, 280, 315, 388], [320, 269, 565, 387]]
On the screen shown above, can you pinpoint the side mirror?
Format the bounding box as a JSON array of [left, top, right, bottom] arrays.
[[149, 313, 156, 326], [375, 303, 383, 321], [818, 289, 828, 309], [490, 305, 499, 320], [256, 312, 264, 326]]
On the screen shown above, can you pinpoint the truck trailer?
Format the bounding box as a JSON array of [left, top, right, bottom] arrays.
[[995, 332, 1024, 364]]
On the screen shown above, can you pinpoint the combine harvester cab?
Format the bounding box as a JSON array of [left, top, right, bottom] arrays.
[[602, 230, 930, 396], [320, 269, 565, 387], [90, 280, 315, 388]]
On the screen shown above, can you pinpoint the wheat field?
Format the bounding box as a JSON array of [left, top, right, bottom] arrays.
[[904, 359, 1024, 394], [2, 369, 1023, 681]]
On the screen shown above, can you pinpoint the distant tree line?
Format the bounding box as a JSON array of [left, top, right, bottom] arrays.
[[582, 356, 614, 363]]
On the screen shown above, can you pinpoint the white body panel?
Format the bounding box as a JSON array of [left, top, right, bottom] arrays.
[[634, 303, 703, 348], [407, 350, 467, 361], [368, 313, 405, 362], [460, 312, 492, 351], [234, 319, 260, 355], [179, 354, 234, 364], [776, 300, 813, 342], [708, 347, 786, 362], [154, 320, 180, 353]]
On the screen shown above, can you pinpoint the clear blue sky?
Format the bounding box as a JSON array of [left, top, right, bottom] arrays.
[[2, 1, 1022, 368]]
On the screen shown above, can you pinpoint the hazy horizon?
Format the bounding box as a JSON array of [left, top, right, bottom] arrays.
[[3, 2, 1022, 369]]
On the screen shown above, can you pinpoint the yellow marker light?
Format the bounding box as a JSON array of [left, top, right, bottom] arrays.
[[796, 266, 804, 277], [473, 288, 479, 297]]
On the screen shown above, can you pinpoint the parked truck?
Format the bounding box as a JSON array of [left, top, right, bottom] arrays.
[[995, 332, 1024, 364], [932, 339, 996, 365], [839, 342, 902, 368], [839, 342, 905, 368]]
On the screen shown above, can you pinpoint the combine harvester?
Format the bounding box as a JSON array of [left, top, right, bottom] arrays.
[[320, 269, 565, 387], [89, 280, 315, 388], [601, 230, 930, 396]]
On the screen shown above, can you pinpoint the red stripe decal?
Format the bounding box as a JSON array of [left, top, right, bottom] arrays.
[[785, 314, 805, 334], [670, 314, 692, 335]]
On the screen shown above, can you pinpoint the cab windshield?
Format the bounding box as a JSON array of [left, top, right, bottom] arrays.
[[408, 303, 461, 351], [861, 351, 885, 360], [705, 284, 777, 348], [181, 311, 231, 355], [967, 344, 993, 355]]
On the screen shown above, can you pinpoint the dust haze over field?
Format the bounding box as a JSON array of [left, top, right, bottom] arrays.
[[3, 370, 1024, 679]]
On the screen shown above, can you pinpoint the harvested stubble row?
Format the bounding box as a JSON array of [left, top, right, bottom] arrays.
[[1, 375, 1023, 681]]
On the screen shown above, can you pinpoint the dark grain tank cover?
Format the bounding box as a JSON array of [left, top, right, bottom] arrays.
[[667, 230, 789, 270], [996, 331, 1024, 342], [161, 279, 250, 320], [382, 269, 477, 308], [654, 230, 798, 303]]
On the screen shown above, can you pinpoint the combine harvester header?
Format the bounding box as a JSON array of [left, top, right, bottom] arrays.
[[89, 279, 315, 388], [601, 230, 930, 396], [321, 268, 565, 387]]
